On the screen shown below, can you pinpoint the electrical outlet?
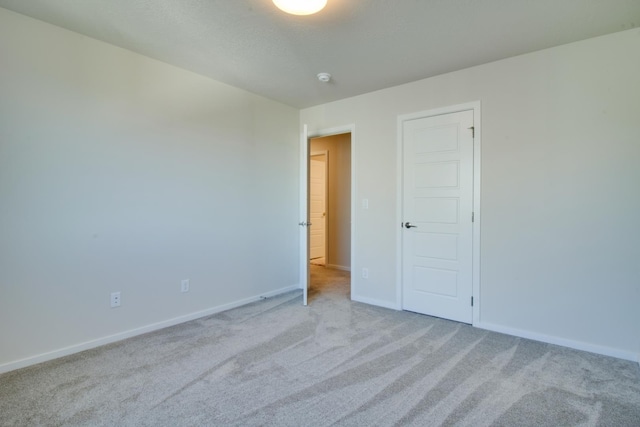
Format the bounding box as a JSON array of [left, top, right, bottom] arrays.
[[362, 268, 369, 279], [181, 279, 190, 293], [110, 291, 121, 308]]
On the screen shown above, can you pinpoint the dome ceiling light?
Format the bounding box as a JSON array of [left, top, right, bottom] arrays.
[[272, 0, 327, 16]]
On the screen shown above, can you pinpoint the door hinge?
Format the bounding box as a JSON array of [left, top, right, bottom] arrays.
[[472, 212, 475, 222], [471, 296, 474, 307], [468, 126, 475, 138]]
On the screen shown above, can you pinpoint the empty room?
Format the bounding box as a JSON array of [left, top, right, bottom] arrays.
[[1, 1, 639, 425]]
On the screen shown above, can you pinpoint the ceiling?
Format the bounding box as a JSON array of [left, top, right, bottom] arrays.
[[1, 0, 639, 108]]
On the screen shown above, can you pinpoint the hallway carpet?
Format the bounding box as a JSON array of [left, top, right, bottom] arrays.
[[1, 266, 639, 426]]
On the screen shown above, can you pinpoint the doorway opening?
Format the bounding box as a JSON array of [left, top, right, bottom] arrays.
[[307, 133, 352, 303]]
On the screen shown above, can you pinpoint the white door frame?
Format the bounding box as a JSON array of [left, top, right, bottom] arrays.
[[303, 124, 356, 300], [396, 101, 481, 325]]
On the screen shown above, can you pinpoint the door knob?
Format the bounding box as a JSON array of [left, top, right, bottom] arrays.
[[404, 222, 417, 229]]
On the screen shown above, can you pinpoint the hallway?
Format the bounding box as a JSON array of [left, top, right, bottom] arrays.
[[308, 265, 350, 304]]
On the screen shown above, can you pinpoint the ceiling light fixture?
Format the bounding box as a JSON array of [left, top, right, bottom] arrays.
[[272, 0, 327, 16]]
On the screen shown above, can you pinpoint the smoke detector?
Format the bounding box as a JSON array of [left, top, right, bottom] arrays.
[[317, 72, 332, 83]]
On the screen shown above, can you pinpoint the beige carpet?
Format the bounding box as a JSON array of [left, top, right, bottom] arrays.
[[1, 265, 639, 426], [310, 257, 326, 266]]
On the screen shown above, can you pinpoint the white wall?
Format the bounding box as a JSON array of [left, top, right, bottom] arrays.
[[310, 134, 351, 270], [301, 29, 640, 360], [0, 8, 299, 371]]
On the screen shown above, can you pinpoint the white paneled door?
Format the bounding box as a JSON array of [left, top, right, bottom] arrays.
[[300, 125, 309, 306], [402, 110, 474, 323], [309, 154, 327, 261]]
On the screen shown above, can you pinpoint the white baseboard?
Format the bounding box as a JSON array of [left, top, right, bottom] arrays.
[[476, 321, 638, 362], [259, 285, 300, 299], [0, 284, 300, 375], [351, 294, 399, 311], [325, 264, 350, 272]]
